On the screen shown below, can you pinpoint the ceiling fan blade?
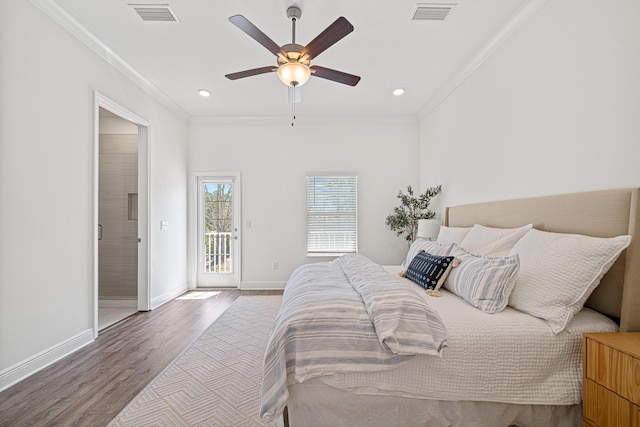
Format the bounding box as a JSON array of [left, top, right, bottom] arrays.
[[310, 66, 360, 86], [300, 17, 354, 60], [229, 15, 286, 57], [225, 66, 277, 80]]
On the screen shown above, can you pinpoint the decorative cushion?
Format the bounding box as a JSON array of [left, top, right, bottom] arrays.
[[406, 251, 458, 290], [436, 226, 472, 245], [508, 229, 631, 334], [459, 224, 532, 256], [444, 247, 520, 314], [401, 239, 455, 269]]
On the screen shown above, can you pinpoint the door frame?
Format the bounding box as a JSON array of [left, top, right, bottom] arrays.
[[190, 172, 242, 288], [93, 92, 150, 338]]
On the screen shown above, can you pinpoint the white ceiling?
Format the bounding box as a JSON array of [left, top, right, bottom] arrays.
[[51, 0, 534, 118]]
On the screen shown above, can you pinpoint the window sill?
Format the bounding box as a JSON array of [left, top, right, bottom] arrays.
[[307, 252, 356, 258]]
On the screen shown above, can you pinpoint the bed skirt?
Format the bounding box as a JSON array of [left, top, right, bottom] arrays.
[[286, 383, 581, 427]]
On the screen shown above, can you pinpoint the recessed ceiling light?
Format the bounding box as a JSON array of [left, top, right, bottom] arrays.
[[393, 88, 405, 96], [198, 89, 211, 97]]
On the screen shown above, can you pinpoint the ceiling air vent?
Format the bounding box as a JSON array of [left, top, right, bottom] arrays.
[[411, 3, 456, 21], [130, 4, 180, 22]]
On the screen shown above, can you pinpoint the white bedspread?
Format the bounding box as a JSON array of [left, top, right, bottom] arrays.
[[318, 286, 619, 405]]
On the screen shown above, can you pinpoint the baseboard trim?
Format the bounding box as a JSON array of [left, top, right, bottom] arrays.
[[0, 329, 94, 392], [240, 281, 287, 290], [99, 298, 138, 309], [150, 283, 188, 310]]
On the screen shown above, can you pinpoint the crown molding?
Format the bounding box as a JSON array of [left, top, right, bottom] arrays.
[[188, 114, 418, 126], [31, 0, 188, 120], [418, 0, 551, 122]]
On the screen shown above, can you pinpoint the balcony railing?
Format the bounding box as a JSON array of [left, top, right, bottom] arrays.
[[205, 232, 232, 273]]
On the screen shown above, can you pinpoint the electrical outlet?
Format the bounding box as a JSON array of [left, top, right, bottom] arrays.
[[273, 261, 279, 270]]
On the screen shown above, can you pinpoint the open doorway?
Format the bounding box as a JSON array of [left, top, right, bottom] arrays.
[[98, 108, 139, 329], [94, 93, 150, 336]]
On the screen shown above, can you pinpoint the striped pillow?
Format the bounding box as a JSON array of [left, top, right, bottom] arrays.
[[444, 247, 520, 313], [406, 251, 457, 291]]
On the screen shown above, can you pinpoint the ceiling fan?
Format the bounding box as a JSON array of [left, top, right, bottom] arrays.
[[225, 6, 361, 89]]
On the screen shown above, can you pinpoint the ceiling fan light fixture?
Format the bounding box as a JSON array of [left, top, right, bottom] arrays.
[[277, 61, 311, 87]]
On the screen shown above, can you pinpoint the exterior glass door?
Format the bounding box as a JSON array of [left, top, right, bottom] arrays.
[[197, 176, 240, 287]]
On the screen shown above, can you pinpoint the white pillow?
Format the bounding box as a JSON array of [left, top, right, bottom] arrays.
[[508, 229, 631, 334], [459, 224, 533, 256], [436, 226, 472, 245], [401, 239, 455, 269], [444, 247, 520, 314]]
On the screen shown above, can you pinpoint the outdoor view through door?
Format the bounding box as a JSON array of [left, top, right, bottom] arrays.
[[197, 176, 240, 287]]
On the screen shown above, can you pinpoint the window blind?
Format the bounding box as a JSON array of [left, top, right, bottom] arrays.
[[306, 175, 358, 255]]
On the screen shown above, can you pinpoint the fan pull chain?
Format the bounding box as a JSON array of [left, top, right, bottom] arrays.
[[290, 6, 297, 126], [291, 85, 297, 126]]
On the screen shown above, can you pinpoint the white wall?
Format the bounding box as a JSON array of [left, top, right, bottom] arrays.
[[0, 0, 188, 389], [189, 117, 420, 286], [419, 0, 640, 212]]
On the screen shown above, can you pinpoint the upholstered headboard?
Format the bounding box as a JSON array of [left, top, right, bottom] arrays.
[[445, 188, 640, 332]]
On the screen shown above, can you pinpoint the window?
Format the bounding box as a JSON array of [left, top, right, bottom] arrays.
[[306, 175, 358, 256]]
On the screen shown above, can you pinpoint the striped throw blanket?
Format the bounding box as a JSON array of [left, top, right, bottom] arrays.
[[259, 253, 448, 422]]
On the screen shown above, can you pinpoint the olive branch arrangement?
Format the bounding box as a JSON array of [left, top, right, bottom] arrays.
[[385, 185, 442, 243]]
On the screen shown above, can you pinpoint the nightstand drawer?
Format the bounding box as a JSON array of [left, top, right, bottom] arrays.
[[583, 332, 640, 427], [584, 378, 640, 426], [585, 339, 619, 390], [585, 334, 640, 405], [619, 351, 640, 404]]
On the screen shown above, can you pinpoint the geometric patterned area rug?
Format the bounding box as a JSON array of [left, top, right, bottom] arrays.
[[109, 295, 283, 427]]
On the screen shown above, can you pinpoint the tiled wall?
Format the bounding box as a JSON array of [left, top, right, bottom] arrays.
[[99, 134, 138, 299]]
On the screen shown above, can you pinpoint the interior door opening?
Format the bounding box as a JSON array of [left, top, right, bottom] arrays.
[[98, 108, 139, 330], [94, 93, 150, 337]]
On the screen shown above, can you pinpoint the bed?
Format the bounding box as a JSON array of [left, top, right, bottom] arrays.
[[260, 188, 640, 427]]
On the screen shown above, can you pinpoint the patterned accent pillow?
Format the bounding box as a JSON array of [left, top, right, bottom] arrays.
[[401, 240, 456, 269], [444, 247, 520, 314], [406, 251, 457, 291]]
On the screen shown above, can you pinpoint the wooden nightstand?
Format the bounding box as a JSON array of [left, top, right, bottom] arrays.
[[583, 332, 640, 427]]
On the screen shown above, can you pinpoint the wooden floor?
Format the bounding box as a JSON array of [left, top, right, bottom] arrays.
[[0, 289, 283, 427]]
